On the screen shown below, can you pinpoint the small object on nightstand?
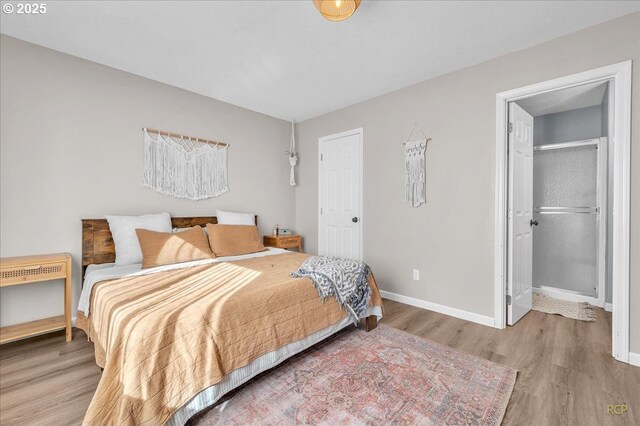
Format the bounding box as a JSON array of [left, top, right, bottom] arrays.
[[263, 234, 302, 252], [279, 228, 294, 235], [273, 224, 278, 236], [0, 252, 73, 344]]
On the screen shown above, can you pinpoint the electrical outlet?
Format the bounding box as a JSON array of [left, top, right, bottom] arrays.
[[412, 269, 420, 281]]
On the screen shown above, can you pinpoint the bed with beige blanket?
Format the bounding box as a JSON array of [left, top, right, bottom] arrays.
[[77, 217, 383, 425]]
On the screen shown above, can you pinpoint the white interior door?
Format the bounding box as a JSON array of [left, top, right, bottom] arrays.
[[508, 103, 534, 325], [318, 129, 363, 260]]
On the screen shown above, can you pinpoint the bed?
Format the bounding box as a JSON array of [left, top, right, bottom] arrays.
[[77, 216, 383, 426]]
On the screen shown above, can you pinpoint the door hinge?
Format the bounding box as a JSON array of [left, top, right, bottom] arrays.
[[320, 153, 323, 161], [320, 207, 323, 215], [508, 122, 513, 133], [506, 294, 512, 305]]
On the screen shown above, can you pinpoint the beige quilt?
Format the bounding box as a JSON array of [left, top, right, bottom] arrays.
[[77, 252, 382, 425]]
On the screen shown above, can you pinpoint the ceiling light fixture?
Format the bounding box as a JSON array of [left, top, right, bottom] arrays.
[[313, 0, 361, 22]]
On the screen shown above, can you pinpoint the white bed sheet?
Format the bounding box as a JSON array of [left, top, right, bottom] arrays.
[[79, 247, 288, 315]]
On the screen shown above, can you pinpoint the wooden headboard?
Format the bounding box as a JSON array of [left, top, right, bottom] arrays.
[[81, 216, 257, 274]]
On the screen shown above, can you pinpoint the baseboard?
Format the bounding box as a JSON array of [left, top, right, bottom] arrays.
[[629, 352, 640, 367], [533, 286, 603, 307], [379, 290, 495, 328], [604, 303, 613, 312]]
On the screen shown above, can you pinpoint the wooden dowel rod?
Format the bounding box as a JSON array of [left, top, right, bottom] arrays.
[[402, 138, 431, 145], [143, 127, 228, 147]]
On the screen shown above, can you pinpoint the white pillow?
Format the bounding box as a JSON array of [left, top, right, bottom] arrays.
[[216, 210, 255, 225], [106, 213, 172, 265]]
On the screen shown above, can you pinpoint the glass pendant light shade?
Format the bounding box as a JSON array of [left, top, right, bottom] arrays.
[[313, 0, 361, 22]]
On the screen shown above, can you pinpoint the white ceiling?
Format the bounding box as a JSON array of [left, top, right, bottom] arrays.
[[1, 1, 638, 121], [517, 81, 608, 117]]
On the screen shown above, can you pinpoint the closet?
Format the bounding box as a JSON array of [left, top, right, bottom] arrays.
[[517, 80, 611, 306]]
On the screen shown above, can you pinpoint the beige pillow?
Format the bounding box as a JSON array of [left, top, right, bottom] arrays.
[[136, 226, 214, 269], [205, 224, 267, 257]]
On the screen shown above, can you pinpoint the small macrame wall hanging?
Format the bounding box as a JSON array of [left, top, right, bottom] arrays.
[[142, 128, 229, 200], [403, 123, 431, 208]]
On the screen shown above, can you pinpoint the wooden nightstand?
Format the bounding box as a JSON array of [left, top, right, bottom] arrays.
[[0, 253, 72, 344], [263, 234, 302, 252]]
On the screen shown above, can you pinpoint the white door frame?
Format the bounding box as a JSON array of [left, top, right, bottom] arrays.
[[494, 61, 632, 363], [318, 127, 364, 260]]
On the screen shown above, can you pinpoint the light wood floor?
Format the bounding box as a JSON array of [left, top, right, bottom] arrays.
[[0, 299, 638, 425]]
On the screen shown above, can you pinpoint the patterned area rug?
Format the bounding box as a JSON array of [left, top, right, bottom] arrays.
[[532, 293, 597, 321], [191, 324, 517, 426]]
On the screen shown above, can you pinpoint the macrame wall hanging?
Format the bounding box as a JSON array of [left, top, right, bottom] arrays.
[[403, 123, 432, 208], [287, 121, 298, 186], [142, 128, 229, 201]]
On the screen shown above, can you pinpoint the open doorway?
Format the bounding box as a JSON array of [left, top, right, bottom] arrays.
[[494, 62, 631, 363], [507, 81, 610, 325]]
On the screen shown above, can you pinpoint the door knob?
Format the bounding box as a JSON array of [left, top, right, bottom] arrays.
[[530, 219, 539, 227], [352, 217, 359, 223]]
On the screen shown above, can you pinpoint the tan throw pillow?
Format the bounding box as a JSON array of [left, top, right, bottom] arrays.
[[205, 224, 267, 257], [135, 226, 214, 269]]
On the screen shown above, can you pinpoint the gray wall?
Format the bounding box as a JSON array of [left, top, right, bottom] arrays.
[[0, 35, 294, 327], [533, 105, 602, 145], [294, 13, 640, 351]]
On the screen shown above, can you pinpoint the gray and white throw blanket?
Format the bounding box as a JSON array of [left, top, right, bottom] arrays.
[[291, 256, 371, 324]]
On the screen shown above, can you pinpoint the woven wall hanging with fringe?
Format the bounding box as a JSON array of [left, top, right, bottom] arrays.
[[403, 123, 432, 208], [142, 128, 229, 200]]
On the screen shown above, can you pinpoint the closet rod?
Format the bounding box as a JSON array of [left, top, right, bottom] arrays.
[[535, 211, 598, 215], [143, 127, 228, 148], [534, 207, 599, 214]]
